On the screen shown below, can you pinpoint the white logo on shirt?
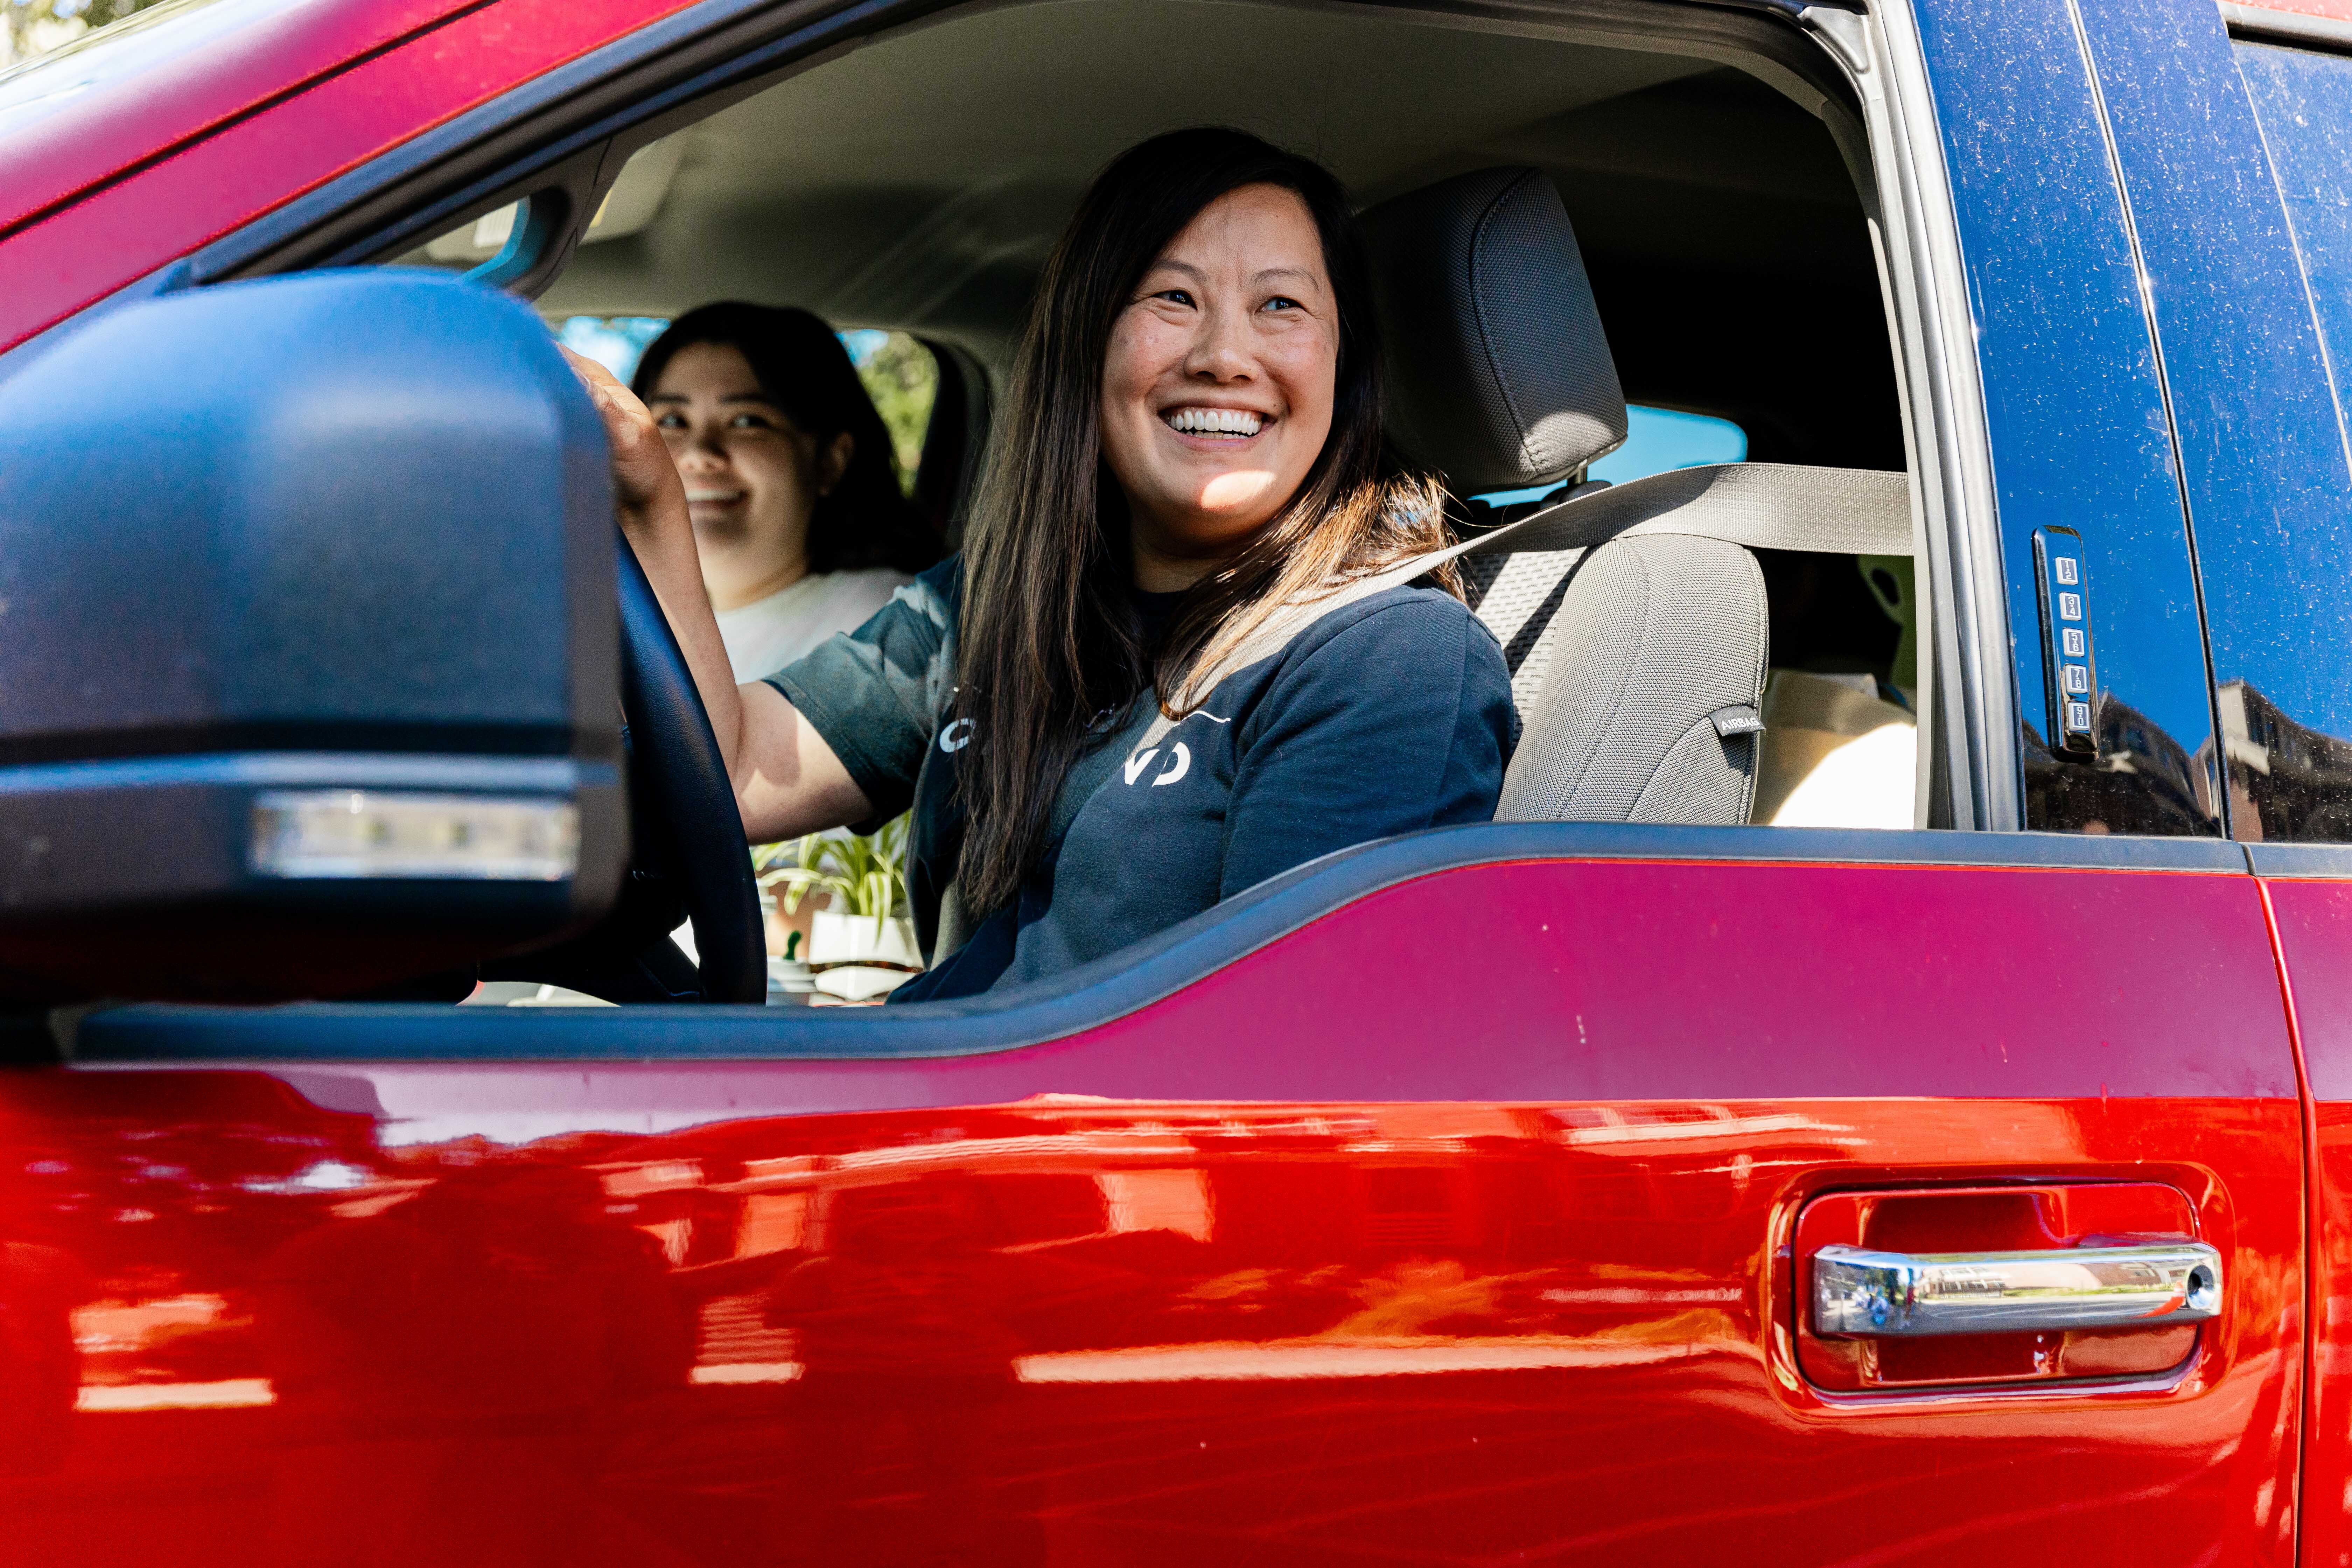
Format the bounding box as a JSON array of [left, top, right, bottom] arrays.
[[1124, 742, 1190, 786], [938, 718, 974, 753]]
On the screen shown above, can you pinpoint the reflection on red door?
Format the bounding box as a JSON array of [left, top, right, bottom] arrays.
[[2253, 875, 2352, 1568], [0, 855, 2304, 1563]]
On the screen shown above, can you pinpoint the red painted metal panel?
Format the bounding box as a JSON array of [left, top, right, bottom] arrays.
[[0, 0, 693, 354], [2251, 877, 2352, 1568], [0, 0, 486, 240], [0, 856, 2300, 1561]]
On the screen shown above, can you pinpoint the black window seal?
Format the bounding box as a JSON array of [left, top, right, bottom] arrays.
[[73, 818, 2250, 1064], [2222, 2, 2352, 56]]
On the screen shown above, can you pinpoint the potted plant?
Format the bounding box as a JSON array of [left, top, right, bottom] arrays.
[[755, 816, 920, 1001]]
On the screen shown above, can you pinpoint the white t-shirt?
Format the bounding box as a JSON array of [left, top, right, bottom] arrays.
[[714, 568, 912, 683]]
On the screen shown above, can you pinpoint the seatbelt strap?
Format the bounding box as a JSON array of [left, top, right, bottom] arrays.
[[1128, 463, 1911, 755], [1453, 462, 1914, 560]]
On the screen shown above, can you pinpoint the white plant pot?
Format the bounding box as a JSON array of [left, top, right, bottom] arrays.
[[806, 911, 920, 969], [813, 964, 916, 1003]]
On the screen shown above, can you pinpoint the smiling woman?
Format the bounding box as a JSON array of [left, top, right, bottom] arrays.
[[1097, 183, 1342, 587], [628, 304, 939, 682], [562, 127, 1514, 1002]]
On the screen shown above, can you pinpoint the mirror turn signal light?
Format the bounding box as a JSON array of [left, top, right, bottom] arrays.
[[251, 790, 580, 881]]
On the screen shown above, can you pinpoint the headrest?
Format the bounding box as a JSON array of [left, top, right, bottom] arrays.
[[1362, 167, 1626, 494]]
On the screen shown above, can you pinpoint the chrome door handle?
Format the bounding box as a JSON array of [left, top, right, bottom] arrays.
[[1812, 1241, 2222, 1336]]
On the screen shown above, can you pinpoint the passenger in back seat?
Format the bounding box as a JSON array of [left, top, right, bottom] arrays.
[[631, 303, 940, 683], [565, 128, 1516, 1000]]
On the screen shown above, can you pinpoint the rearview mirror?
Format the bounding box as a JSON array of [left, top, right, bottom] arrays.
[[0, 271, 623, 1002]]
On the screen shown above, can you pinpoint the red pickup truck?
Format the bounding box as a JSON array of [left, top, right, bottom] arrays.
[[5, 0, 2352, 1560]]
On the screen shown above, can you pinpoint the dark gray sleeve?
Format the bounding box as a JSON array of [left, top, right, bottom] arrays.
[[766, 560, 959, 825], [1220, 593, 1514, 899]]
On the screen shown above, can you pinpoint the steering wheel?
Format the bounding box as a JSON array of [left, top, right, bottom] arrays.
[[469, 537, 765, 1004], [608, 538, 769, 1002]]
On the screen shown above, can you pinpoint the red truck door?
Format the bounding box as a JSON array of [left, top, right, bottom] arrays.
[[2087, 15, 2352, 1567], [0, 832, 2301, 1564], [0, 0, 2311, 1558], [2251, 859, 2352, 1568]]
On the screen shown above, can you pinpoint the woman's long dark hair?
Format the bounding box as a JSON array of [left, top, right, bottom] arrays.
[[632, 303, 940, 575], [953, 127, 1452, 915]]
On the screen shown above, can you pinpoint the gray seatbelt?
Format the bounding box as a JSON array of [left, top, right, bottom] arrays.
[[1455, 462, 1913, 561], [1128, 463, 1910, 756]]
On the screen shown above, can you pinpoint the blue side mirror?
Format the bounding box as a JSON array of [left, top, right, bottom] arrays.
[[0, 271, 623, 1002]]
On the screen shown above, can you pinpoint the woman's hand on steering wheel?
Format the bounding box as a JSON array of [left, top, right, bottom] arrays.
[[554, 346, 768, 1004], [561, 347, 752, 768], [560, 345, 685, 530]]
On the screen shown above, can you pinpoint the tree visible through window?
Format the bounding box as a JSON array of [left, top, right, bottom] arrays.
[[840, 330, 939, 497], [558, 318, 940, 497], [2, 0, 176, 71]]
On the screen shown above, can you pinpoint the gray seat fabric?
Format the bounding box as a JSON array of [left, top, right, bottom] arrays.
[[1455, 463, 1913, 823], [1494, 533, 1767, 822], [1363, 168, 1916, 828], [1363, 167, 1626, 492]]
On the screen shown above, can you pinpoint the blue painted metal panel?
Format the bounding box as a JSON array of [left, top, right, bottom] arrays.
[[1909, 0, 2221, 833], [2072, 0, 2352, 840], [2238, 43, 2352, 438], [2230, 41, 2352, 840]]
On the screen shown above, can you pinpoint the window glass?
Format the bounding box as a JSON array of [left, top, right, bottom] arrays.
[[553, 318, 939, 497], [552, 315, 668, 382], [421, 202, 525, 268], [1471, 404, 1745, 506], [839, 329, 938, 497], [1, 0, 177, 74], [1589, 405, 1747, 486]]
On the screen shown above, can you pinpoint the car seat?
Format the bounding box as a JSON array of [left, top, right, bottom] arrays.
[[1362, 166, 1917, 826]]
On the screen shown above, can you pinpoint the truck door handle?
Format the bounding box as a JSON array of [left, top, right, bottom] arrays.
[[1811, 1241, 2223, 1337]]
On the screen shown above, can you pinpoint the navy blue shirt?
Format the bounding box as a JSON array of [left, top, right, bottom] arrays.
[[769, 557, 1514, 1000]]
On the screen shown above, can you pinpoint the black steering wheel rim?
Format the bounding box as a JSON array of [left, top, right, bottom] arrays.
[[614, 536, 768, 1003]]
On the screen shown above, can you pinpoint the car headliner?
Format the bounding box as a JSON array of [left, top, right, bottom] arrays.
[[533, 0, 1877, 440]]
